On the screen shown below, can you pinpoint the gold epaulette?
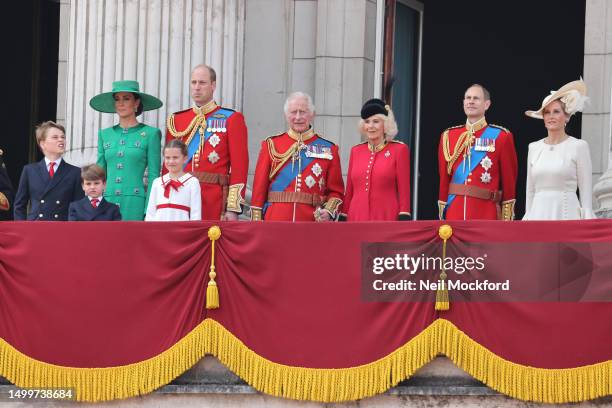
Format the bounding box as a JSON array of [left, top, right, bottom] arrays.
[[490, 124, 510, 133], [314, 134, 337, 146], [265, 132, 286, 142], [444, 124, 464, 132]]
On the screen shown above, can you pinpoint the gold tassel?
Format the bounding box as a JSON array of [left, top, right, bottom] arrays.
[[435, 224, 453, 311], [206, 226, 222, 309]]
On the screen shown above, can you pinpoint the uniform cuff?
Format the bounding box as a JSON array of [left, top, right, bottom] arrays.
[[323, 197, 343, 219], [0, 192, 9, 211], [500, 199, 516, 221], [226, 183, 245, 213], [437, 201, 447, 220], [250, 206, 263, 221]]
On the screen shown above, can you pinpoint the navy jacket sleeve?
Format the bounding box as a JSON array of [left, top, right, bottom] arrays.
[[13, 166, 30, 220]]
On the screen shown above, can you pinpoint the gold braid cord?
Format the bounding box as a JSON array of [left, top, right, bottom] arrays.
[[167, 113, 207, 147], [442, 129, 472, 175], [267, 138, 299, 180]]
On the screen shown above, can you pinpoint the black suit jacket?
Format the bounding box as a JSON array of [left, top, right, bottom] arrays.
[[68, 197, 122, 221], [14, 159, 84, 221]]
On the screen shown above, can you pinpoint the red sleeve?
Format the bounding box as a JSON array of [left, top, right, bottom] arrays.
[[438, 132, 450, 202], [395, 143, 411, 214], [325, 145, 345, 202], [500, 131, 518, 202], [227, 112, 249, 189], [341, 147, 355, 216], [251, 140, 271, 209]]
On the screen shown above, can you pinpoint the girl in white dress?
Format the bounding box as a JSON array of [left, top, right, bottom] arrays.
[[524, 80, 595, 220], [145, 140, 201, 221]]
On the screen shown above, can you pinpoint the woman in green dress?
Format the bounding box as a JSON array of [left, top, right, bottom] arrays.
[[90, 80, 163, 220]]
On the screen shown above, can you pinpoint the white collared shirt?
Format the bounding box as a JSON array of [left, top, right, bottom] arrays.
[[44, 157, 63, 173], [87, 196, 104, 206]]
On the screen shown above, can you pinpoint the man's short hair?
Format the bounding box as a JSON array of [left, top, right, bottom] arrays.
[[81, 164, 106, 182], [284, 92, 316, 114], [35, 121, 65, 144], [192, 64, 217, 82], [466, 83, 491, 101]]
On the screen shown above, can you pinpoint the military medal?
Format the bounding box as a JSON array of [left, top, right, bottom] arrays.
[[209, 134, 221, 148], [305, 175, 316, 188], [208, 151, 220, 164], [475, 138, 496, 152], [480, 172, 492, 184], [311, 163, 322, 177], [305, 145, 333, 160], [385, 150, 391, 158], [480, 156, 492, 171]]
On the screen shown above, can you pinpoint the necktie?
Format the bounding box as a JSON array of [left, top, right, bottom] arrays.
[[49, 162, 56, 178], [91, 198, 99, 208], [163, 179, 183, 198]]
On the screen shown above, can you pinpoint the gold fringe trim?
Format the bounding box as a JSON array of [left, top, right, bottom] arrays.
[[1, 319, 612, 403]]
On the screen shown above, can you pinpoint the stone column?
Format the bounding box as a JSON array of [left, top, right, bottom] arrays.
[[587, 0, 612, 217], [58, 0, 245, 166], [313, 0, 377, 168]]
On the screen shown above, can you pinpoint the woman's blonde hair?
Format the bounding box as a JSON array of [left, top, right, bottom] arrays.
[[358, 109, 398, 139]]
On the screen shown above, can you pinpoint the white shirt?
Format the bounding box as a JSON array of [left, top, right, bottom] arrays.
[[45, 157, 63, 173], [145, 173, 202, 221]]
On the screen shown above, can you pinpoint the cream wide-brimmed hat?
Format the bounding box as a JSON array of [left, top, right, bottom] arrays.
[[525, 79, 588, 119]]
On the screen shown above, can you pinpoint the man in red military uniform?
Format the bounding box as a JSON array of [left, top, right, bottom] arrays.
[[438, 84, 517, 220], [166, 64, 248, 220], [251, 92, 344, 222]]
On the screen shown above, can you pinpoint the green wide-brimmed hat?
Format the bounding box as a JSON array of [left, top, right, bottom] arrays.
[[89, 80, 163, 114]]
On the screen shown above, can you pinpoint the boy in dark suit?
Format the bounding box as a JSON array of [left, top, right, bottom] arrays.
[[69, 164, 121, 221], [14, 121, 84, 220]]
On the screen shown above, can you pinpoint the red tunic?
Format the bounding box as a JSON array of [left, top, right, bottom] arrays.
[[438, 121, 517, 220], [165, 101, 248, 220], [251, 129, 344, 221], [343, 141, 411, 221]]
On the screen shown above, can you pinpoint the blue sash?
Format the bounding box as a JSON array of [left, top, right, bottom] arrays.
[[184, 108, 234, 169], [444, 126, 501, 219], [264, 138, 333, 215]]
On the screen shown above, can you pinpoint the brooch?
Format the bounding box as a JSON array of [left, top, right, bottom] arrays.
[[311, 163, 322, 177]]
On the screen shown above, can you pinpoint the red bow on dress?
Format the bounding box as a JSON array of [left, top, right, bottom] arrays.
[[163, 179, 183, 198]]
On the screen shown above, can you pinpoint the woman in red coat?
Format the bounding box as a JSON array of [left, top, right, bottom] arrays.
[[340, 99, 411, 221]]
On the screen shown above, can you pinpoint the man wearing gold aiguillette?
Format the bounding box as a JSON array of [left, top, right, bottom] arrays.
[[0, 149, 14, 221], [437, 84, 518, 220], [165, 64, 249, 221], [250, 92, 344, 222]]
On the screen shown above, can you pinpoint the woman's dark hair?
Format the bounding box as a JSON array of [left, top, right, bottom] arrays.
[[132, 93, 144, 116], [164, 139, 188, 157]]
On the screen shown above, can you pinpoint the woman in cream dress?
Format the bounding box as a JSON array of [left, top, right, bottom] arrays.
[[524, 80, 595, 220]]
